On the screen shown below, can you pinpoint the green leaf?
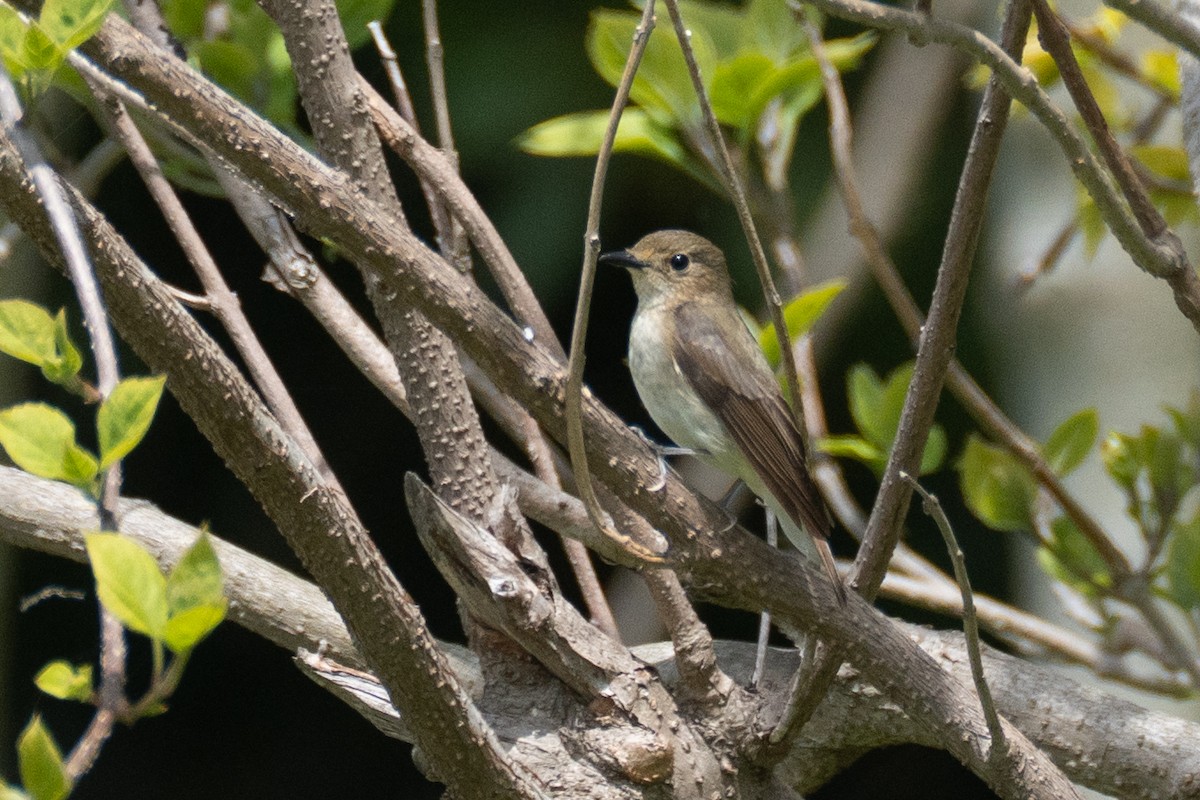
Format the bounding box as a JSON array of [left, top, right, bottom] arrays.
[[0, 300, 57, 366], [0, 4, 29, 76], [164, 533, 226, 651], [0, 779, 31, 800], [518, 108, 690, 167], [164, 604, 227, 652], [817, 434, 884, 471], [847, 363, 886, 446], [919, 425, 948, 475], [758, 279, 846, 367], [20, 23, 62, 72], [1167, 512, 1200, 609], [1166, 390, 1200, 451], [1076, 183, 1106, 258], [957, 434, 1036, 532], [1044, 408, 1098, 476], [34, 660, 93, 702], [1042, 515, 1110, 590], [44, 310, 83, 386], [97, 375, 166, 469], [0, 403, 98, 487], [586, 8, 716, 124], [85, 532, 169, 639], [710, 51, 775, 128], [1131, 144, 1190, 182], [17, 717, 69, 800], [1101, 431, 1139, 490], [38, 0, 113, 51], [743, 0, 808, 61]]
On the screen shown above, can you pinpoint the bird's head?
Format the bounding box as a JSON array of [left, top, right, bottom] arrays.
[[600, 230, 734, 308]]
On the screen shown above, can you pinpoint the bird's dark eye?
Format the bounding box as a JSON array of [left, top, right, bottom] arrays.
[[669, 253, 690, 271]]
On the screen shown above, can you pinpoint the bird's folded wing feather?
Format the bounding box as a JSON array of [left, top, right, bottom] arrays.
[[672, 303, 831, 541]]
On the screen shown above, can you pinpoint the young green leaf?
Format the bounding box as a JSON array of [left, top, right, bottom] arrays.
[[17, 717, 70, 800], [1167, 512, 1200, 610], [817, 434, 884, 471], [1043, 515, 1110, 590], [0, 300, 57, 366], [0, 779, 31, 800], [34, 660, 93, 702], [957, 434, 1036, 532], [586, 8, 716, 125], [1044, 408, 1098, 476], [38, 0, 114, 51], [847, 363, 886, 447], [163, 533, 227, 651], [758, 279, 846, 368], [0, 4, 29, 76], [0, 403, 98, 487], [44, 310, 83, 387], [164, 604, 227, 652], [85, 532, 169, 639], [97, 375, 166, 469]]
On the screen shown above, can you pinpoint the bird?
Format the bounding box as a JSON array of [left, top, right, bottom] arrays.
[[600, 229, 847, 605]]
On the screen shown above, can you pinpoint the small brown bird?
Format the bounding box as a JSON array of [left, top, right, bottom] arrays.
[[601, 230, 846, 605]]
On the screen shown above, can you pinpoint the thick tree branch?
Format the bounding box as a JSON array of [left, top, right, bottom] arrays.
[[7, 464, 1198, 800], [0, 144, 539, 799]]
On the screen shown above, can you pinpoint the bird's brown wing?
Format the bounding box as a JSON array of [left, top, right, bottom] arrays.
[[672, 303, 831, 543]]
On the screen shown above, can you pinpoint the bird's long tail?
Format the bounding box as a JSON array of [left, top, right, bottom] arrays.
[[813, 536, 848, 606]]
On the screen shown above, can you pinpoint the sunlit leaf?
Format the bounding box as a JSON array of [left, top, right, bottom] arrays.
[[1141, 50, 1180, 97], [817, 434, 884, 471], [38, 0, 113, 51], [17, 717, 69, 800], [97, 375, 166, 469], [163, 530, 228, 652], [34, 661, 93, 702], [0, 403, 98, 487], [0, 300, 57, 366], [85, 532, 169, 639], [758, 279, 846, 367]]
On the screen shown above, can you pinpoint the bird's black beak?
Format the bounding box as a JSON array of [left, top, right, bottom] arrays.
[[598, 249, 648, 270]]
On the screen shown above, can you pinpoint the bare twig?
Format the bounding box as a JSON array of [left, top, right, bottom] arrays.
[[903, 474, 1005, 754], [565, 0, 663, 563], [662, 0, 809, 446], [792, 0, 1200, 333], [763, 0, 1035, 751], [420, 0, 470, 272], [803, 3, 1132, 576], [89, 87, 340, 485], [1104, 0, 1200, 58], [1033, 0, 1168, 240], [367, 21, 454, 253], [0, 62, 130, 784]]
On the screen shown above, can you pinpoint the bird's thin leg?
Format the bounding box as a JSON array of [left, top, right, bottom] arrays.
[[630, 425, 704, 491], [751, 506, 779, 689]]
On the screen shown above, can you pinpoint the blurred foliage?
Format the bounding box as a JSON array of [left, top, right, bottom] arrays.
[[519, 0, 873, 193]]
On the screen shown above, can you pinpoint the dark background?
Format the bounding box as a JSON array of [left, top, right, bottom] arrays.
[[2, 1, 1005, 797]]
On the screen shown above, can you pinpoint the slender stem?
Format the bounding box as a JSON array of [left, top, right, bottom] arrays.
[[367, 21, 454, 251], [662, 0, 809, 444], [1104, 0, 1200, 58], [904, 473, 1006, 754], [792, 0, 1200, 332], [565, 0, 663, 564], [90, 87, 339, 485], [804, 6, 1131, 576], [421, 0, 470, 271], [0, 63, 130, 783], [1032, 0, 1167, 239]]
